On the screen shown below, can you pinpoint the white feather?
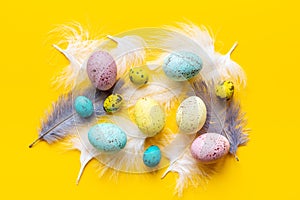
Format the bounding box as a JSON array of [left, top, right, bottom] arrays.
[[51, 24, 104, 89], [161, 133, 209, 196], [107, 35, 146, 79], [160, 23, 246, 87]]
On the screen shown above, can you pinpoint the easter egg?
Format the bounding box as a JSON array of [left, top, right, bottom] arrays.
[[176, 96, 207, 134], [103, 94, 123, 113], [190, 133, 230, 163], [215, 80, 234, 100], [134, 97, 165, 137], [162, 51, 203, 81], [88, 123, 127, 152], [74, 96, 94, 118], [129, 66, 149, 86], [143, 145, 161, 167], [86, 51, 117, 91]]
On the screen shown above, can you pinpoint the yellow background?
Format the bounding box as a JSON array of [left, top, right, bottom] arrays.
[[1, 0, 299, 199]]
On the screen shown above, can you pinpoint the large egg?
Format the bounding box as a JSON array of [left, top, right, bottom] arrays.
[[176, 96, 207, 134], [134, 97, 165, 137], [87, 51, 117, 91], [162, 51, 203, 81], [190, 133, 230, 163], [88, 123, 127, 152]]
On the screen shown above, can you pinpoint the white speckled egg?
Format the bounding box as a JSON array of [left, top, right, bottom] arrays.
[[190, 133, 230, 163], [176, 96, 207, 134], [134, 97, 165, 137]]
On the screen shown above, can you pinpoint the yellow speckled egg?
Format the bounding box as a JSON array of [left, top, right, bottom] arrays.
[[103, 94, 123, 113], [134, 97, 165, 137], [176, 96, 207, 134], [129, 66, 149, 86], [215, 80, 234, 100]]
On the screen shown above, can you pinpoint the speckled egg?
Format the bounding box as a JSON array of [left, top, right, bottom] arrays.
[[162, 51, 203, 81], [134, 97, 165, 137], [74, 96, 94, 118], [143, 145, 161, 167], [190, 133, 230, 163], [87, 51, 117, 91], [215, 80, 234, 100], [176, 96, 207, 134], [103, 94, 123, 113], [88, 123, 127, 152], [129, 66, 149, 86]]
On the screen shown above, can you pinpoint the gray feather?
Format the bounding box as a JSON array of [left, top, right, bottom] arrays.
[[38, 87, 111, 143], [193, 80, 249, 157]]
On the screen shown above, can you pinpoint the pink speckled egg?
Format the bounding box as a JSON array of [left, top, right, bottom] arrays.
[[87, 51, 117, 91], [190, 133, 230, 163]]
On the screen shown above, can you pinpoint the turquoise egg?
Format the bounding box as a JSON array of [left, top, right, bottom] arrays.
[[143, 145, 161, 167], [163, 51, 203, 81], [74, 96, 94, 118], [88, 123, 127, 152]]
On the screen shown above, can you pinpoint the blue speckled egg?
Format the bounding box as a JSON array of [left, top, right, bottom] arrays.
[[162, 51, 203, 81], [88, 123, 127, 152], [143, 145, 161, 167], [74, 96, 94, 118]]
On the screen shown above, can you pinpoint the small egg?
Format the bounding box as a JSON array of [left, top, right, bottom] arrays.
[[129, 66, 149, 86], [190, 133, 230, 163], [215, 80, 234, 100], [74, 96, 94, 118], [103, 94, 123, 113], [86, 51, 117, 91], [88, 123, 127, 152], [163, 51, 203, 81], [134, 97, 165, 137], [176, 96, 207, 134], [143, 145, 161, 167]]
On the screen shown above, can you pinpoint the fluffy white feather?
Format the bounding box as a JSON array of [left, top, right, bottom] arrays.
[[51, 24, 104, 89], [160, 23, 246, 87]]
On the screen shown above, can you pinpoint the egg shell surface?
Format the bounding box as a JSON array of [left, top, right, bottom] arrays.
[[86, 51, 117, 91], [134, 97, 165, 137], [143, 145, 162, 167], [103, 94, 123, 113], [88, 123, 127, 152], [129, 66, 149, 85], [162, 51, 203, 81], [74, 96, 94, 118], [176, 96, 207, 134], [190, 133, 230, 163]]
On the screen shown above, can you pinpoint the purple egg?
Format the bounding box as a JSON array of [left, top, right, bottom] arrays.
[[190, 133, 230, 163], [87, 51, 117, 91]]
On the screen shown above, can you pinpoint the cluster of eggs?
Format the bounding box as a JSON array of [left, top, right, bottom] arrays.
[[74, 49, 234, 168]]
